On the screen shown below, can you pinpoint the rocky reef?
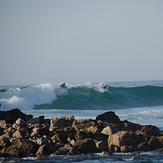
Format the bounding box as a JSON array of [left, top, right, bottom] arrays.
[[0, 109, 162, 158]]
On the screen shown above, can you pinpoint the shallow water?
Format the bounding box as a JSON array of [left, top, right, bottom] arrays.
[[1, 152, 163, 163]]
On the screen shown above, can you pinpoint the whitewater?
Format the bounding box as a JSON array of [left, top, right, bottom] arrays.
[[0, 80, 163, 162]]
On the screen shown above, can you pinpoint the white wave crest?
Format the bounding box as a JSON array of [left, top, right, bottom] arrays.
[[0, 83, 68, 110]]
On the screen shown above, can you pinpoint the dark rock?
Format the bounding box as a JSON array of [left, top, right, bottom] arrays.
[[139, 125, 160, 137], [38, 123, 49, 136], [74, 131, 90, 141], [148, 136, 163, 150], [51, 131, 69, 144], [137, 142, 149, 151], [36, 144, 56, 157], [74, 138, 97, 154], [0, 109, 32, 124], [0, 136, 11, 148], [95, 140, 108, 152], [53, 144, 79, 155], [96, 111, 120, 123]]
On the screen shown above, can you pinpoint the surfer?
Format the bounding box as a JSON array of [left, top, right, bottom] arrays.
[[101, 83, 108, 89], [102, 84, 107, 89], [60, 83, 67, 88]]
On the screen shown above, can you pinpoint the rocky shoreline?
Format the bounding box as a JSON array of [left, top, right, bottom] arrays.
[[0, 109, 162, 158]]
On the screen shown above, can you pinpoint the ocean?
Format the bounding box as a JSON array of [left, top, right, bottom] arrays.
[[0, 80, 163, 162]]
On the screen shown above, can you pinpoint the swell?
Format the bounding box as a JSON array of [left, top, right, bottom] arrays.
[[1, 83, 163, 110], [35, 85, 163, 110]]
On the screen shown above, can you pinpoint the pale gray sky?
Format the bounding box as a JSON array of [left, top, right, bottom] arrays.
[[0, 0, 163, 85]]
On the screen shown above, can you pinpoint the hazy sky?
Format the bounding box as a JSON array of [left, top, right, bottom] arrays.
[[0, 0, 163, 85]]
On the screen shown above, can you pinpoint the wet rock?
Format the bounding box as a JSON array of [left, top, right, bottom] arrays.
[[36, 144, 55, 157], [137, 142, 149, 151], [95, 140, 108, 152], [54, 144, 79, 155], [148, 136, 163, 150], [96, 111, 120, 123], [74, 138, 97, 154]]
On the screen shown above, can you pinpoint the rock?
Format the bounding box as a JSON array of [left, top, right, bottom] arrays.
[[96, 111, 120, 123], [148, 136, 163, 150], [13, 130, 23, 138], [0, 136, 11, 148], [2, 139, 38, 157], [100, 151, 111, 156], [30, 127, 40, 138], [27, 116, 45, 126], [39, 123, 49, 136], [95, 140, 108, 152], [120, 145, 136, 152], [139, 125, 160, 137], [74, 138, 97, 154], [3, 127, 16, 138], [0, 120, 9, 129], [101, 121, 141, 136], [54, 144, 79, 155], [50, 116, 74, 131], [89, 132, 108, 142], [0, 109, 32, 124], [15, 118, 27, 127], [101, 126, 116, 136], [51, 131, 69, 144], [72, 119, 100, 133], [34, 137, 49, 146], [74, 131, 90, 141], [36, 144, 55, 157], [108, 131, 137, 152], [137, 142, 149, 151]]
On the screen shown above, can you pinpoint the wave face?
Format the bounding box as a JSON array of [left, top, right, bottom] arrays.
[[1, 81, 163, 110]]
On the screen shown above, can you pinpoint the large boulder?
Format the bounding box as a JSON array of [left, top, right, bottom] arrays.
[[96, 111, 120, 123], [0, 109, 32, 124], [101, 120, 141, 136], [108, 131, 137, 152], [36, 144, 57, 157], [74, 138, 97, 154]]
